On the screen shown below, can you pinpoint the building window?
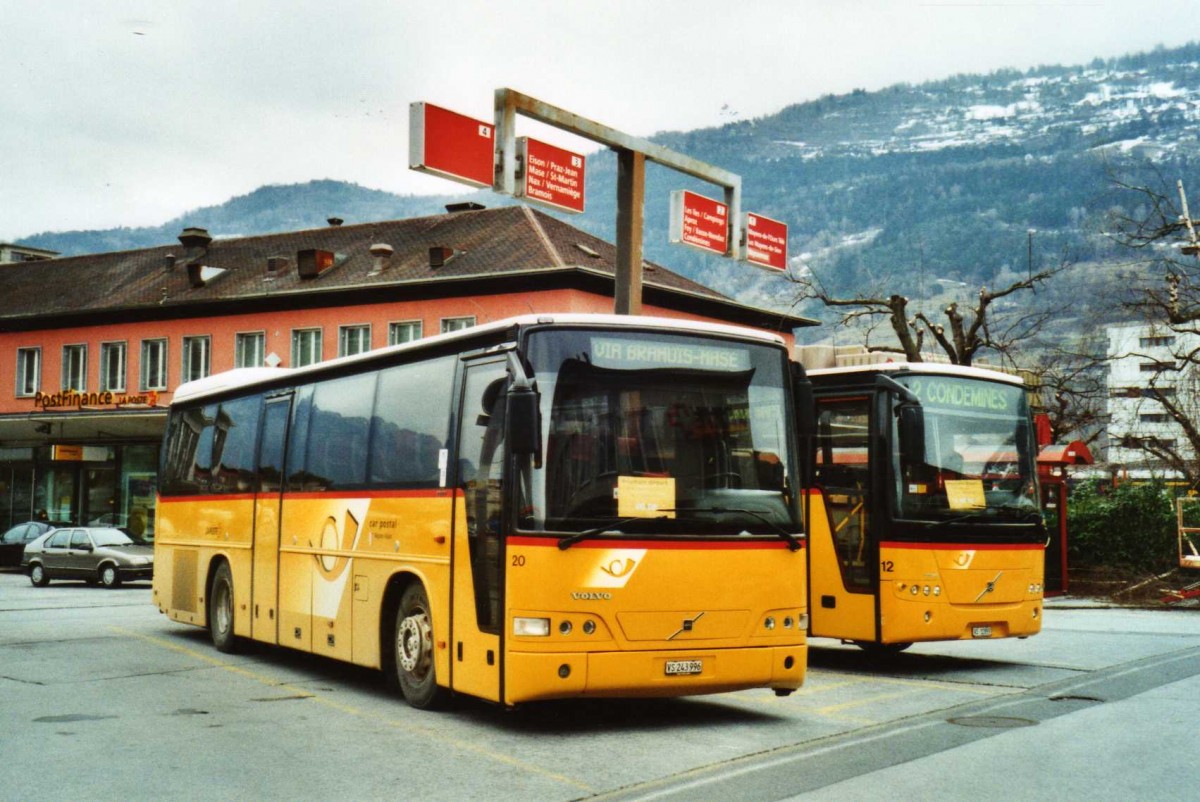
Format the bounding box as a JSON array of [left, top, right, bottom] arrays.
[[181, 336, 211, 384], [1139, 335, 1176, 347], [15, 347, 41, 397], [388, 320, 423, 345], [1139, 361, 1176, 373], [141, 339, 168, 391], [338, 325, 371, 357], [235, 332, 266, 368], [99, 342, 127, 393], [61, 344, 87, 392], [1139, 413, 1171, 423], [291, 329, 323, 367], [440, 316, 476, 334]]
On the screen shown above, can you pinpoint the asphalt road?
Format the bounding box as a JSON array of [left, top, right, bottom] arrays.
[[1, 569, 1198, 801]]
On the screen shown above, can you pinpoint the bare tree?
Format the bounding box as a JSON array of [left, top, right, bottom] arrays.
[[790, 263, 1066, 366]]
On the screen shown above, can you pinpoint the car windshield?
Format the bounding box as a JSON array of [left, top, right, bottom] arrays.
[[91, 528, 135, 547], [892, 374, 1039, 523], [521, 328, 799, 537]]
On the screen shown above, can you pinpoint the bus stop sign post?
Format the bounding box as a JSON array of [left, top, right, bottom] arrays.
[[493, 88, 742, 315]]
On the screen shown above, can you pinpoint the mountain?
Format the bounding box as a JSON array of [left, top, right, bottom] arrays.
[[22, 42, 1200, 328]]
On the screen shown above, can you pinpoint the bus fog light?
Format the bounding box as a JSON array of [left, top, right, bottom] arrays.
[[924, 611, 932, 622], [798, 613, 809, 630], [558, 663, 571, 679], [513, 617, 550, 636], [783, 616, 794, 629], [923, 585, 931, 596], [582, 619, 596, 635], [933, 586, 941, 597], [764, 616, 776, 630], [559, 620, 573, 635], [910, 586, 920, 596], [784, 656, 795, 669], [1033, 607, 1040, 619]]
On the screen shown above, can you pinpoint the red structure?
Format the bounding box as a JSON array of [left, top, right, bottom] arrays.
[[1037, 440, 1095, 595]]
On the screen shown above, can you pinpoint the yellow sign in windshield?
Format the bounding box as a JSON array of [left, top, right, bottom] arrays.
[[945, 479, 987, 510]]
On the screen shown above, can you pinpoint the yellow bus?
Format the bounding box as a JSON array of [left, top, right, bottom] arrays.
[[154, 314, 808, 708], [802, 355, 1045, 654]]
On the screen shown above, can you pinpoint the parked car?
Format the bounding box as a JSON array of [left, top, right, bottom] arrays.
[[0, 521, 69, 568], [21, 526, 154, 588]]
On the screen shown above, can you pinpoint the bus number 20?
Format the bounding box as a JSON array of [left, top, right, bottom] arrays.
[[511, 554, 526, 567]]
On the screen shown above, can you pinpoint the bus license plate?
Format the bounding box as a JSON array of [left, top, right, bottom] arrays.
[[971, 626, 993, 638], [665, 659, 703, 676]]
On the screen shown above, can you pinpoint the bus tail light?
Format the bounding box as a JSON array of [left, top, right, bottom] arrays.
[[513, 617, 550, 636]]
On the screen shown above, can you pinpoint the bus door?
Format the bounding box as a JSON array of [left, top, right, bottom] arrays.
[[450, 358, 508, 702], [251, 393, 291, 644], [810, 396, 877, 641]]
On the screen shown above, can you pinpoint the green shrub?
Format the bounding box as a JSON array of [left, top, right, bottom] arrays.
[[1067, 479, 1177, 572]]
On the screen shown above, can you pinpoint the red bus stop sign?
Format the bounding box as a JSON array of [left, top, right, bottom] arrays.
[[744, 212, 788, 271], [409, 102, 495, 189], [517, 137, 586, 214], [669, 190, 729, 256]]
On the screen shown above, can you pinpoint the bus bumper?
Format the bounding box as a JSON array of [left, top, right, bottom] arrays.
[[504, 644, 807, 704]]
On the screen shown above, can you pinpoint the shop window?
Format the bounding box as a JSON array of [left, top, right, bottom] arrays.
[[388, 320, 422, 345], [99, 342, 126, 393], [291, 328, 322, 367], [61, 344, 87, 392], [181, 336, 211, 384], [440, 316, 475, 334], [338, 324, 371, 357], [141, 339, 168, 391], [15, 347, 41, 397], [235, 332, 265, 368]]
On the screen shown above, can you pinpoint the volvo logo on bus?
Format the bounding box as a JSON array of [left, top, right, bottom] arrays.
[[572, 591, 613, 601]]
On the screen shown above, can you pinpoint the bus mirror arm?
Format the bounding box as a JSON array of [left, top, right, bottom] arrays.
[[897, 404, 925, 466]]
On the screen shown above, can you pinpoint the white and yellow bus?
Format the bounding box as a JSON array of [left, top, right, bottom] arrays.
[[802, 353, 1045, 654], [155, 314, 809, 708]]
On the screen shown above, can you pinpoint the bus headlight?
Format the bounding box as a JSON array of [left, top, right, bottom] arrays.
[[513, 617, 550, 636]]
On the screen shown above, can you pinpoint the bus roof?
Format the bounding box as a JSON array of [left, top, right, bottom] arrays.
[[804, 360, 1026, 387], [171, 313, 788, 404]]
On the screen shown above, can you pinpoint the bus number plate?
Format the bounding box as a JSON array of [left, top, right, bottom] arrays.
[[665, 659, 703, 676], [971, 626, 993, 638]]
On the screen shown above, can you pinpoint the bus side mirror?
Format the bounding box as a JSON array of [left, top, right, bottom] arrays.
[[898, 404, 925, 466], [507, 385, 542, 466], [794, 373, 816, 439]]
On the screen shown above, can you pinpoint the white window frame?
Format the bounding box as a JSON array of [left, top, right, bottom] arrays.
[[61, 344, 88, 392], [440, 316, 476, 334], [141, 338, 168, 392], [291, 328, 323, 367], [15, 347, 41, 398], [388, 320, 423, 346], [338, 324, 372, 357], [181, 336, 211, 384], [234, 331, 266, 369], [99, 341, 127, 393]]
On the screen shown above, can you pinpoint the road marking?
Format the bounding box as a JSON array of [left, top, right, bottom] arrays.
[[111, 627, 593, 793]]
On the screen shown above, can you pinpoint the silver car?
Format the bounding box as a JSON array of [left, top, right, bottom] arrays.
[[21, 526, 154, 588]]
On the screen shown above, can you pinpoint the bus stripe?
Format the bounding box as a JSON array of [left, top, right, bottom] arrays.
[[506, 536, 801, 550], [880, 541, 1043, 551]]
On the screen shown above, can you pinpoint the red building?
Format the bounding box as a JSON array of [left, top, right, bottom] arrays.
[[0, 204, 811, 531]]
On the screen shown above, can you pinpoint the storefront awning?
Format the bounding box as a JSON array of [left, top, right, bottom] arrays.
[[0, 408, 168, 450]]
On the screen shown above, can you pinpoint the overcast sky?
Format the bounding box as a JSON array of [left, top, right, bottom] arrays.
[[2, 0, 1195, 241]]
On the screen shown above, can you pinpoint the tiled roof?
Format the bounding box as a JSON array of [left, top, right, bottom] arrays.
[[0, 206, 813, 329]]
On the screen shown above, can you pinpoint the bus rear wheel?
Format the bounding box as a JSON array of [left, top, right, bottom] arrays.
[[209, 562, 239, 653], [393, 584, 447, 709]]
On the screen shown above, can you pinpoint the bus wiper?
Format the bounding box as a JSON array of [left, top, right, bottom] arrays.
[[666, 506, 804, 552], [557, 516, 666, 551]]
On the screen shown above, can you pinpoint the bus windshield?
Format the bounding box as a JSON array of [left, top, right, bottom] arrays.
[[523, 329, 799, 537], [892, 374, 1039, 524]]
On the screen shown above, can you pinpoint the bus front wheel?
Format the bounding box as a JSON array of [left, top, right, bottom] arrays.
[[393, 583, 447, 709]]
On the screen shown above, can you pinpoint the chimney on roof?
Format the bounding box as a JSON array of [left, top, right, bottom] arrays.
[[429, 246, 457, 268], [327, 217, 344, 227], [368, 243, 394, 276], [178, 227, 212, 250], [445, 202, 485, 213], [163, 253, 177, 271]]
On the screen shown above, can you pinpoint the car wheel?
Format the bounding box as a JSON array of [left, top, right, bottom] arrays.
[[208, 562, 238, 653], [99, 564, 122, 588], [392, 583, 448, 709], [29, 563, 49, 587]]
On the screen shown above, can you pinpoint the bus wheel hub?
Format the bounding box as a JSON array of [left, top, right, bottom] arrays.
[[398, 613, 432, 673]]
